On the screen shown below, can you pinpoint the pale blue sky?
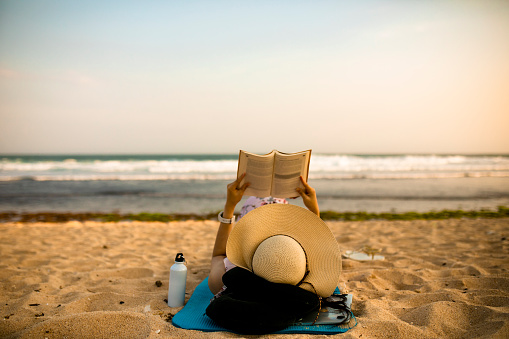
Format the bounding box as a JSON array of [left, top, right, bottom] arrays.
[[1, 0, 508, 154]]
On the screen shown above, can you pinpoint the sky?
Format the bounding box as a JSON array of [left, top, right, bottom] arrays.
[[0, 0, 508, 155]]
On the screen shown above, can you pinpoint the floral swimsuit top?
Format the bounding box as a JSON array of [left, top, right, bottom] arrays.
[[239, 196, 288, 220]]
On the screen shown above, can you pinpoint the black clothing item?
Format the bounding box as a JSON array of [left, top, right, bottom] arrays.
[[206, 267, 320, 334]]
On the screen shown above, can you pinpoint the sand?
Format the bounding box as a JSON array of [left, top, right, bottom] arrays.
[[0, 218, 508, 338]]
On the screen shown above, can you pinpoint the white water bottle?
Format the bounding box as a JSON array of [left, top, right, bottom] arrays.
[[168, 253, 187, 307]]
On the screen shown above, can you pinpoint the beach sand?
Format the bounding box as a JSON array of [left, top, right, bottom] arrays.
[[1, 218, 508, 338]]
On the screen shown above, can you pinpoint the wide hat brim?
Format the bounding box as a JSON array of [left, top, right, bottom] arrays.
[[226, 204, 342, 297]]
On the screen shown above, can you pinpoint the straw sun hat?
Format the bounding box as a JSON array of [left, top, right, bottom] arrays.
[[226, 204, 342, 297]]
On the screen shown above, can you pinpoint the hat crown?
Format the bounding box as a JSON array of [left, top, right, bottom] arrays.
[[252, 235, 306, 285], [226, 204, 342, 297]]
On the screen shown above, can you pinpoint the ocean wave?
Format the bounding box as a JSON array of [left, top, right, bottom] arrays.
[[0, 159, 237, 173], [0, 174, 236, 182], [310, 155, 509, 172], [1, 155, 508, 172], [1, 171, 509, 182], [1, 155, 509, 182]]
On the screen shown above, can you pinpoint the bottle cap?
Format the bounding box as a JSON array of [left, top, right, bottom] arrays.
[[175, 253, 185, 262]]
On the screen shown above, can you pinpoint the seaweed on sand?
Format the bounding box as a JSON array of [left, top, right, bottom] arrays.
[[0, 206, 508, 223]]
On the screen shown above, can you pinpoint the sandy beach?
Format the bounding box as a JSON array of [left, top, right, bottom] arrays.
[[1, 218, 508, 338]]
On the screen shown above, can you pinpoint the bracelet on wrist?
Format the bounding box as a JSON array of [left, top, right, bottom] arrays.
[[218, 211, 236, 224]]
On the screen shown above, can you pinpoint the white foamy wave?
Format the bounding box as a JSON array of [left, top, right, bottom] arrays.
[[147, 160, 236, 173], [0, 174, 236, 182], [310, 155, 509, 173], [1, 171, 509, 182], [0, 159, 238, 174], [1, 154, 508, 181]]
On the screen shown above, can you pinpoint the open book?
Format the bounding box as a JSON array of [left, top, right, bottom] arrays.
[[237, 149, 311, 199]]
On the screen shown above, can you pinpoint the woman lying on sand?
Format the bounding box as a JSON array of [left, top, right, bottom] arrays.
[[205, 173, 344, 334]]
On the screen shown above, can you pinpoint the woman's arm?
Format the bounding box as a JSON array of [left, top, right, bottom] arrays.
[[208, 173, 250, 294], [296, 176, 320, 217]]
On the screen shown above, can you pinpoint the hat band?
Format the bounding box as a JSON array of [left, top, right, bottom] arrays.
[[296, 268, 310, 287]]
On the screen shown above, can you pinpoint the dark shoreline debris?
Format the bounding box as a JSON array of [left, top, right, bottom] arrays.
[[0, 206, 508, 223]]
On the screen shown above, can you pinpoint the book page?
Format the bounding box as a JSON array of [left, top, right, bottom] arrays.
[[237, 150, 274, 197], [271, 150, 311, 198]]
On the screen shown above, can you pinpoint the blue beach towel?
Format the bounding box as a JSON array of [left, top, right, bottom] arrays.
[[172, 277, 356, 334]]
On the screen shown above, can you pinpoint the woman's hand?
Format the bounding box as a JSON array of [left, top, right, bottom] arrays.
[[296, 176, 320, 217], [224, 173, 250, 218]]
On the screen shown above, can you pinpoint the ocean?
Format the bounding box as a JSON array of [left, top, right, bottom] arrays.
[[1, 154, 509, 214]]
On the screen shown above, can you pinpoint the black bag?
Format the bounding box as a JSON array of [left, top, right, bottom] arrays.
[[206, 267, 320, 334]]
